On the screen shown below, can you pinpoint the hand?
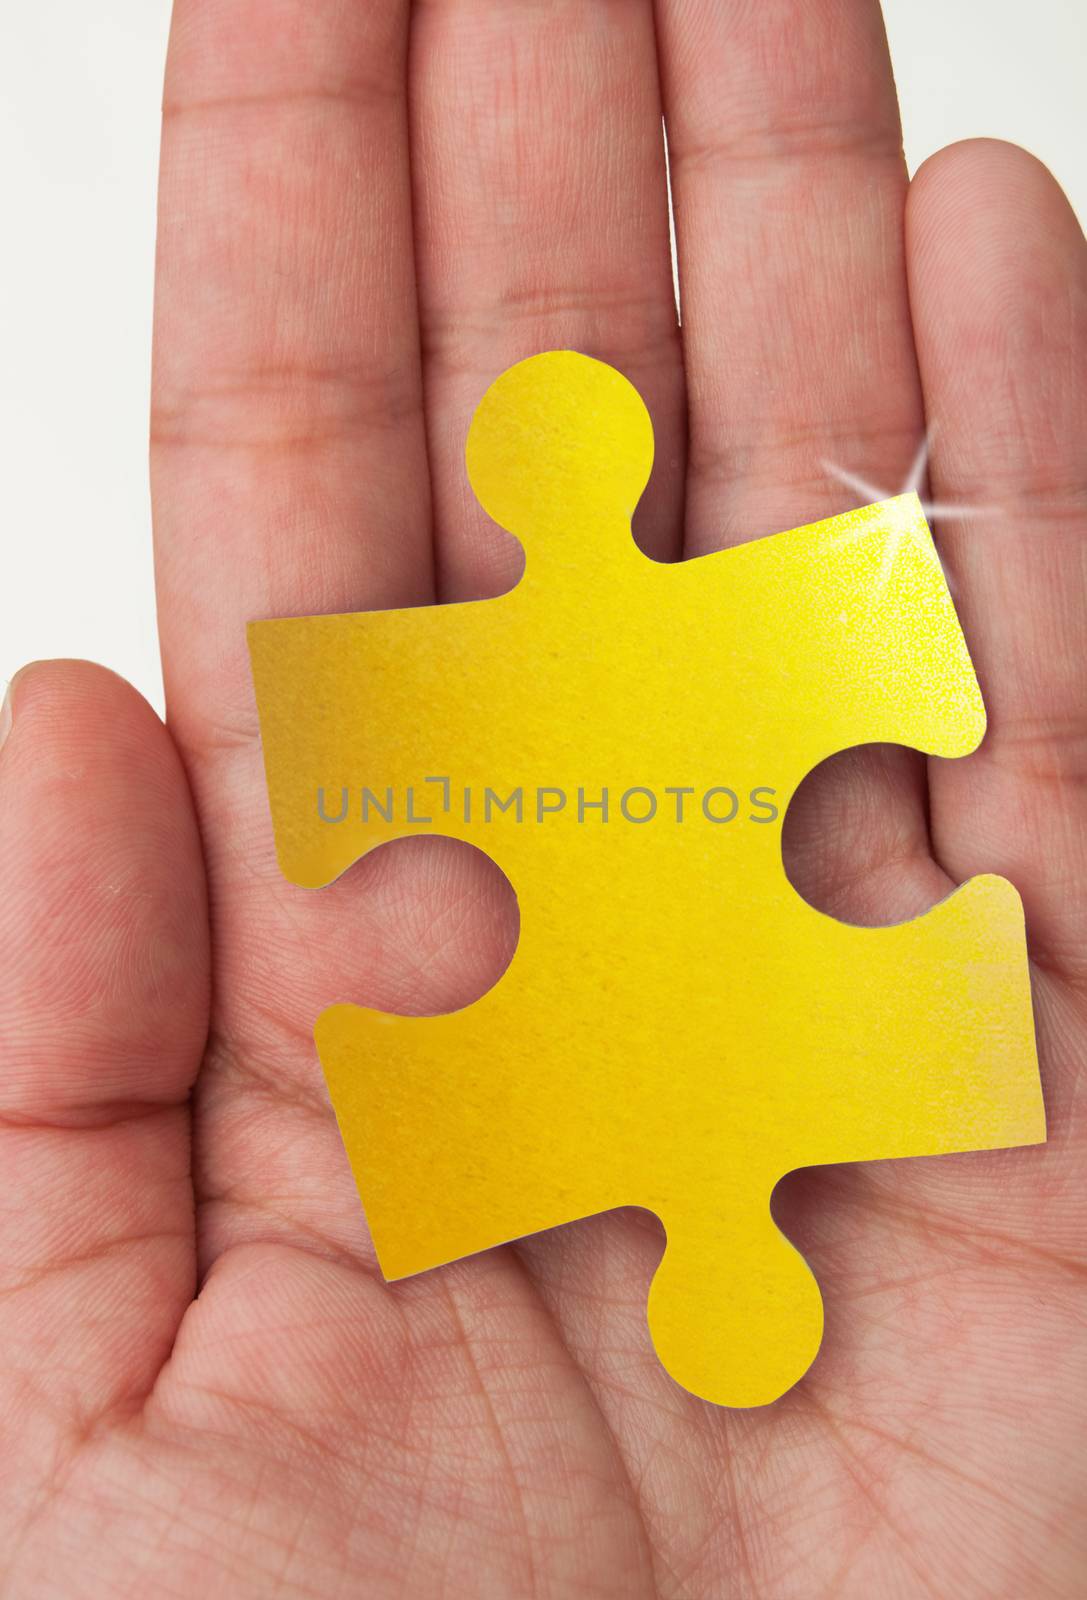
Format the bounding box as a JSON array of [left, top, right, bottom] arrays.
[[2, 2, 1084, 1594]]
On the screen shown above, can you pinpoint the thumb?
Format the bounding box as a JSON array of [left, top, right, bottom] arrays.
[[0, 661, 209, 1470]]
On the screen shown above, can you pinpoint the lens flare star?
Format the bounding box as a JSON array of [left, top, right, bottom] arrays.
[[820, 429, 997, 607]]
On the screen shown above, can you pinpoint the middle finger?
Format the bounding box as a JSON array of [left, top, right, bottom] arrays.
[[410, 0, 686, 598]]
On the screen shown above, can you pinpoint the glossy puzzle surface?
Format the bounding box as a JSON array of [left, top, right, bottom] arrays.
[[249, 351, 1044, 1407]]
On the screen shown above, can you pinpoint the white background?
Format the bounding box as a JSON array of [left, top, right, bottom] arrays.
[[1, 0, 1084, 714]]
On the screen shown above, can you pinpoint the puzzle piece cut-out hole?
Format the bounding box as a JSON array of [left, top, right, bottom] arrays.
[[782, 742, 950, 927], [333, 835, 520, 1018]]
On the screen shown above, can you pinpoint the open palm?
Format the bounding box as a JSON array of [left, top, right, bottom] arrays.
[[2, 1, 1085, 1594]]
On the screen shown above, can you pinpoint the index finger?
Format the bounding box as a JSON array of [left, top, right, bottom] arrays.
[[152, 0, 432, 769]]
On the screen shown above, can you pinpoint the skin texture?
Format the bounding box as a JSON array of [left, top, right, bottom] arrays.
[[1, 1, 1086, 1594]]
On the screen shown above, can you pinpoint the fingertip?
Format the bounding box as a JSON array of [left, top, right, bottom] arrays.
[[0, 657, 209, 1119], [913, 135, 1060, 189], [908, 138, 1085, 272], [2, 658, 160, 760]]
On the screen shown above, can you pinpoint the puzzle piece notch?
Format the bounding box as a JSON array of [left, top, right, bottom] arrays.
[[249, 350, 1045, 1409]]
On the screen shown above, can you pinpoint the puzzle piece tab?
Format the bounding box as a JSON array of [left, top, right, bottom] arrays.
[[248, 351, 1044, 1408]]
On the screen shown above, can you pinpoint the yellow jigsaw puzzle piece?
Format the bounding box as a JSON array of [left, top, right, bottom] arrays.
[[248, 351, 1045, 1408]]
